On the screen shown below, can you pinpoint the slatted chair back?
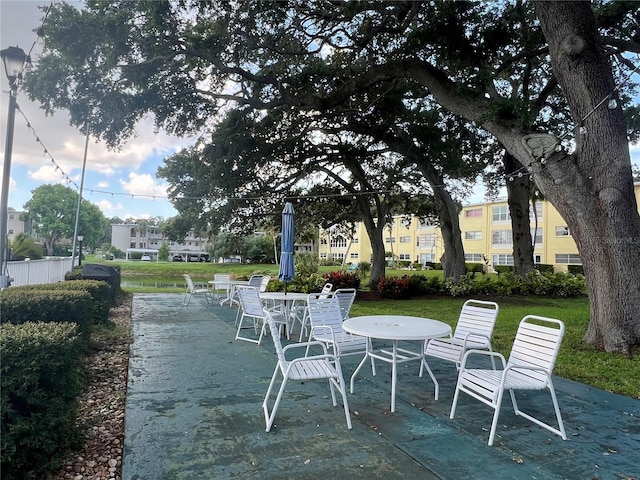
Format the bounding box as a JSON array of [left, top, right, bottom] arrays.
[[506, 315, 565, 388], [248, 275, 265, 289], [306, 293, 368, 358], [307, 293, 342, 332], [452, 299, 500, 346], [334, 288, 357, 320], [259, 275, 271, 292], [235, 286, 267, 344]]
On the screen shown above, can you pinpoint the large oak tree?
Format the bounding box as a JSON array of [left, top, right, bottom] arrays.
[[24, 1, 640, 352]]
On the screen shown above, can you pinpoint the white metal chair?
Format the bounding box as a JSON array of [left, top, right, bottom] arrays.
[[334, 288, 357, 320], [182, 274, 212, 306], [262, 310, 352, 432], [306, 294, 371, 361], [211, 273, 231, 303], [235, 286, 287, 345], [295, 283, 334, 341], [420, 299, 499, 378], [450, 315, 567, 446]]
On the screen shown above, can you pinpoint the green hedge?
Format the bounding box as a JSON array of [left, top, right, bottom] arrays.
[[1, 322, 84, 480], [376, 271, 587, 299], [0, 289, 95, 339], [10, 280, 111, 324]]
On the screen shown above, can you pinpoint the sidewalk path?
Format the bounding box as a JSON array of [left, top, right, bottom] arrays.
[[122, 294, 639, 480]]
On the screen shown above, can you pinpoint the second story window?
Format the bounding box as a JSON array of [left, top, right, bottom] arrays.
[[492, 206, 510, 223]]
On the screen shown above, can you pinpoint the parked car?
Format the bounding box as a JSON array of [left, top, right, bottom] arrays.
[[172, 255, 184, 262], [141, 255, 151, 261]]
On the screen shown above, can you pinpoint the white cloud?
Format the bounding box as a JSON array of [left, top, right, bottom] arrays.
[[29, 164, 69, 183], [120, 172, 168, 198]]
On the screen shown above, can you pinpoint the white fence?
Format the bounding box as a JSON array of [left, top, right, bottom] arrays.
[[5, 257, 75, 287]]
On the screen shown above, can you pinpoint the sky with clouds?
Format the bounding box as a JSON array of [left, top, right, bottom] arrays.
[[1, 0, 191, 220], [1, 1, 639, 223]]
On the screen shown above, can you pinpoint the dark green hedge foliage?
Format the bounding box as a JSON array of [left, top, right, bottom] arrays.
[[10, 280, 111, 324], [0, 289, 94, 339], [323, 271, 361, 289], [1, 322, 84, 480]]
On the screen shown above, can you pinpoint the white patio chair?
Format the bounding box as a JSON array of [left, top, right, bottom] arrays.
[[295, 282, 334, 341], [334, 288, 357, 320], [306, 294, 372, 362], [258, 275, 271, 292], [235, 286, 287, 345], [182, 274, 212, 306], [262, 310, 352, 432], [420, 299, 499, 378], [211, 273, 230, 303], [450, 315, 567, 446]]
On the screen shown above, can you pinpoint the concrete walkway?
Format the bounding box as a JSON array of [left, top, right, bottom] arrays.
[[122, 293, 639, 480]]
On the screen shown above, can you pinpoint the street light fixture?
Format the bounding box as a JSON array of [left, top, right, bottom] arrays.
[[0, 45, 28, 288], [77, 235, 84, 267]]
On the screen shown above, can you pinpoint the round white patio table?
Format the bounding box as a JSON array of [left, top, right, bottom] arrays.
[[209, 279, 249, 306], [343, 315, 451, 412]]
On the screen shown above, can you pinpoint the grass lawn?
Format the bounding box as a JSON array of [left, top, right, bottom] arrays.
[[90, 257, 639, 398]]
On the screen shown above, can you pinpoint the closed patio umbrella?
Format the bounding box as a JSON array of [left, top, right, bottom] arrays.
[[278, 202, 295, 292]]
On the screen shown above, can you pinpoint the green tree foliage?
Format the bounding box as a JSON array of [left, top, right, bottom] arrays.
[[242, 234, 275, 264], [22, 1, 640, 351], [24, 185, 107, 256], [9, 233, 43, 261], [158, 243, 170, 261]]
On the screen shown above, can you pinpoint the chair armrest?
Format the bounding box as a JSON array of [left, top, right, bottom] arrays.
[[310, 325, 337, 344], [283, 340, 329, 355], [461, 332, 492, 348], [460, 349, 506, 370]]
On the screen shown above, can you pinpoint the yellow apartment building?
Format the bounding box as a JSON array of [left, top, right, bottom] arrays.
[[318, 182, 640, 271]]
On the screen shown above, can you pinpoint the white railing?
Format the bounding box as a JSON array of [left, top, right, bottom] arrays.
[[5, 257, 75, 287]]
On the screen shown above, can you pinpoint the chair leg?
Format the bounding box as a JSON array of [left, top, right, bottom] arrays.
[[264, 373, 289, 432], [334, 366, 352, 429], [184, 292, 192, 306], [487, 387, 507, 446]]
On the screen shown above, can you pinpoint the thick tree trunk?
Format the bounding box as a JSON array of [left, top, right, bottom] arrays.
[[504, 153, 535, 275], [365, 221, 387, 288], [527, 1, 640, 353], [416, 164, 466, 280]]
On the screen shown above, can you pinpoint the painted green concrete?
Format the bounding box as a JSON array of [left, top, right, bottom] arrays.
[[122, 293, 639, 480]]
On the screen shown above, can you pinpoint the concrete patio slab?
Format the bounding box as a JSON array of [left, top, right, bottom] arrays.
[[122, 293, 639, 480]]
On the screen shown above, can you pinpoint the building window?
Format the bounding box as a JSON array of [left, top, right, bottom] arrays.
[[352, 237, 359, 244], [418, 234, 436, 247], [555, 226, 570, 236], [320, 253, 327, 259], [464, 253, 483, 262], [419, 253, 436, 263], [530, 201, 543, 220], [465, 231, 482, 240], [9, 214, 14, 220], [534, 254, 542, 263], [492, 254, 514, 265], [330, 237, 347, 248], [491, 230, 512, 246], [531, 228, 543, 245], [399, 253, 411, 260], [399, 236, 411, 243], [465, 208, 482, 218], [8, 229, 14, 235], [492, 206, 510, 223], [331, 252, 345, 260], [320, 238, 328, 245], [130, 242, 136, 248], [556, 254, 581, 264], [350, 252, 359, 259], [385, 237, 395, 243]]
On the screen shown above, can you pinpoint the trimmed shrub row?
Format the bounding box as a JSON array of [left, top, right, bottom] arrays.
[[376, 271, 587, 299], [1, 322, 84, 480]]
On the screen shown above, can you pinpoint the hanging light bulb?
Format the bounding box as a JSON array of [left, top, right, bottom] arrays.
[[579, 125, 587, 135], [517, 172, 523, 178], [608, 97, 618, 109], [508, 176, 514, 182], [540, 156, 546, 164]]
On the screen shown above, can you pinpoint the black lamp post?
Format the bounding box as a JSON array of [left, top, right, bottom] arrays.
[[77, 235, 84, 267], [0, 46, 28, 289]]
